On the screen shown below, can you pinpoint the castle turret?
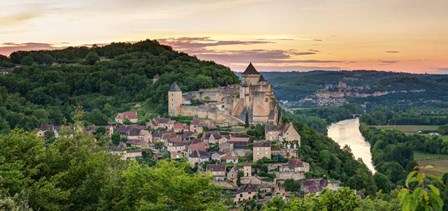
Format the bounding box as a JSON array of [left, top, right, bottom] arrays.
[[168, 82, 182, 116], [242, 62, 261, 85]]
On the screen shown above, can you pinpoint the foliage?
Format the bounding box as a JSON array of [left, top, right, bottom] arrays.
[[398, 166, 445, 211], [439, 124, 448, 135], [0, 129, 223, 210], [0, 39, 239, 134], [246, 125, 265, 140], [263, 187, 400, 211]]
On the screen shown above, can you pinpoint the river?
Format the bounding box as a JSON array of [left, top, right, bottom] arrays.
[[327, 118, 376, 173]]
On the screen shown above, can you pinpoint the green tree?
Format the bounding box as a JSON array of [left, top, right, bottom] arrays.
[[399, 166, 444, 211], [20, 56, 34, 66], [111, 132, 121, 145], [84, 52, 100, 65]]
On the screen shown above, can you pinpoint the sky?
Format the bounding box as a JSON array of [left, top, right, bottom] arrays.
[[1, 0, 447, 73]]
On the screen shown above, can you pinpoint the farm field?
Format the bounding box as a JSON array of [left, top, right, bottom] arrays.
[[414, 152, 448, 177], [373, 125, 439, 133]]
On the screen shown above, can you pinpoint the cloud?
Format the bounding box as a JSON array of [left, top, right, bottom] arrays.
[[386, 50, 400, 53], [435, 68, 448, 72], [0, 11, 41, 26], [158, 37, 273, 53], [0, 42, 60, 56], [314, 39, 323, 42], [379, 60, 399, 64], [232, 64, 341, 72]]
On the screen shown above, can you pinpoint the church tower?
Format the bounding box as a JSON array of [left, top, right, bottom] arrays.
[[168, 82, 182, 116]]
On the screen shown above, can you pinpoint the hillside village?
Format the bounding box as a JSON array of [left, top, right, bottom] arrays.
[[34, 63, 343, 206]]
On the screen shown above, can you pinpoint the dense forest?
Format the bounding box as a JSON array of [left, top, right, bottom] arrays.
[[263, 70, 448, 103], [0, 40, 239, 133]]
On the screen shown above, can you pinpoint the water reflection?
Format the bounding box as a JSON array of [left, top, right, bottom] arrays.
[[327, 118, 376, 173]]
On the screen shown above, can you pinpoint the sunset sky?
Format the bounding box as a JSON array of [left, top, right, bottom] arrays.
[[1, 0, 447, 73]]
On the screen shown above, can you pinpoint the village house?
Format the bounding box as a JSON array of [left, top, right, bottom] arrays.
[[218, 142, 234, 153], [211, 151, 227, 161], [115, 111, 138, 124], [253, 141, 271, 162], [228, 137, 251, 150], [234, 183, 258, 203], [126, 139, 149, 149], [265, 122, 301, 146], [269, 159, 310, 180], [187, 150, 209, 168], [188, 140, 207, 154], [301, 179, 341, 195], [202, 131, 226, 144], [152, 73, 160, 83], [243, 162, 252, 177], [189, 118, 211, 133], [36, 124, 60, 138], [206, 163, 226, 181], [173, 122, 188, 133], [166, 137, 188, 159], [181, 131, 198, 141], [148, 117, 175, 130], [227, 165, 239, 182]]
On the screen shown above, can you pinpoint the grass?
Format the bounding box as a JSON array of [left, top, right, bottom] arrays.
[[414, 152, 448, 177], [418, 159, 448, 177], [373, 125, 439, 133], [414, 151, 448, 161]]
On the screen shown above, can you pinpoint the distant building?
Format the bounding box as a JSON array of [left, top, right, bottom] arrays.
[[265, 122, 301, 146], [206, 163, 226, 181], [234, 183, 257, 203], [253, 141, 271, 162], [152, 73, 160, 83], [115, 111, 138, 124]]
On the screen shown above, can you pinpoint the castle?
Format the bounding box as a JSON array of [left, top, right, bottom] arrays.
[[168, 63, 281, 126]]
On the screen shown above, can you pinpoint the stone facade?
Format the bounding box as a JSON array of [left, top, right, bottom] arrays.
[[253, 141, 271, 162], [168, 63, 281, 126]]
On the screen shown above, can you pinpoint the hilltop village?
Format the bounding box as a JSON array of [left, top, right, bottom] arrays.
[[32, 63, 343, 205]]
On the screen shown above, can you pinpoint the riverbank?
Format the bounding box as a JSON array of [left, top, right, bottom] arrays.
[[327, 118, 376, 173]]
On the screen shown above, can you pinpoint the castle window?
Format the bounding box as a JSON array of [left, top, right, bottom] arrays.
[[265, 98, 268, 102]]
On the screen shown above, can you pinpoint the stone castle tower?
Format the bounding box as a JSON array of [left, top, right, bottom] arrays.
[[167, 63, 280, 126], [168, 82, 182, 116]]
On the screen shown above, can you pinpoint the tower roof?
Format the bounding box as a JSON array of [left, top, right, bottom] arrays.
[[242, 62, 260, 75], [259, 74, 266, 82], [169, 82, 181, 92]]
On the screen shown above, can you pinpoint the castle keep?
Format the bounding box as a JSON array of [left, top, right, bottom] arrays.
[[168, 63, 281, 126]]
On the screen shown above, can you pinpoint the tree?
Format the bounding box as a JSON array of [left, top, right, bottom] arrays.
[[111, 132, 121, 145], [438, 124, 448, 135], [398, 166, 444, 211], [374, 172, 393, 193], [84, 52, 100, 65], [284, 179, 300, 192], [20, 56, 34, 66], [245, 112, 249, 128]]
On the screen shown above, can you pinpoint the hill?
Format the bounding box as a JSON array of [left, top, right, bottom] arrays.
[[0, 40, 239, 133]]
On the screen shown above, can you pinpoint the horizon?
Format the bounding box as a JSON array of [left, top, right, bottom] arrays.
[[1, 0, 447, 73]]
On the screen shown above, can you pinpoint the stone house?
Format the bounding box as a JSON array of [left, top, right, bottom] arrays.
[[115, 111, 138, 124], [211, 151, 227, 161], [173, 123, 188, 133], [301, 179, 341, 195], [188, 150, 209, 167], [202, 132, 226, 144], [227, 165, 239, 182], [37, 124, 60, 138], [269, 159, 310, 180], [189, 118, 211, 133], [148, 117, 175, 130], [206, 163, 226, 181], [253, 141, 271, 162], [228, 137, 251, 150], [265, 122, 301, 146], [234, 183, 257, 203]]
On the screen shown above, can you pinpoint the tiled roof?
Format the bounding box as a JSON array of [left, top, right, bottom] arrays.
[[207, 163, 226, 172], [253, 141, 271, 148], [169, 82, 182, 92], [242, 63, 260, 75], [236, 183, 257, 194]]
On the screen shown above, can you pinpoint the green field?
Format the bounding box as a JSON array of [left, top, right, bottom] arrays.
[[414, 152, 448, 177], [373, 125, 439, 133]]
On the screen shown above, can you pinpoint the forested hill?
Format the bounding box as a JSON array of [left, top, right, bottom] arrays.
[[262, 71, 448, 102], [0, 40, 240, 133]]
